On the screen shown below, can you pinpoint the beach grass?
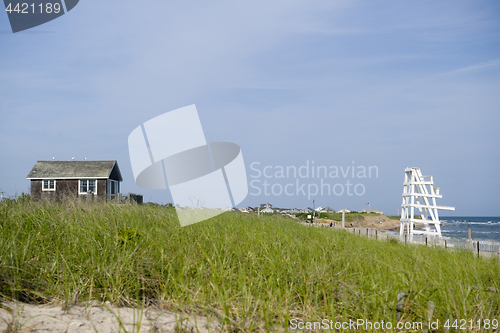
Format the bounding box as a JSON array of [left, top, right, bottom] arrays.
[[0, 197, 499, 331]]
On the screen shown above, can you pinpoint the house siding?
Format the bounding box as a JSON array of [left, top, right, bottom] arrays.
[[30, 179, 110, 201], [97, 179, 106, 198], [30, 180, 42, 199], [30, 179, 78, 201], [56, 179, 78, 200]]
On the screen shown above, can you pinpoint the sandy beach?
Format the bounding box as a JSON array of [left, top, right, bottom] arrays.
[[0, 301, 219, 333], [314, 215, 401, 231]]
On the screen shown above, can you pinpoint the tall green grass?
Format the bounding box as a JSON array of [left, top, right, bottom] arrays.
[[0, 198, 499, 330]]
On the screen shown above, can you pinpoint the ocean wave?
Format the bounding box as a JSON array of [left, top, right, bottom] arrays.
[[443, 230, 499, 235], [445, 221, 500, 225]]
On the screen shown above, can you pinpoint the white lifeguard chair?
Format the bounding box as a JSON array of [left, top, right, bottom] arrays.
[[400, 167, 455, 238]]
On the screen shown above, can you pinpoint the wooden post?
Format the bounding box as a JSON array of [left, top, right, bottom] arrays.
[[477, 241, 480, 257], [468, 229, 472, 251], [427, 301, 436, 322], [375, 230, 378, 240], [396, 292, 407, 322], [342, 210, 345, 228], [423, 301, 436, 333]]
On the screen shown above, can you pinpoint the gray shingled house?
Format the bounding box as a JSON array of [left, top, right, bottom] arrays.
[[26, 160, 123, 201]]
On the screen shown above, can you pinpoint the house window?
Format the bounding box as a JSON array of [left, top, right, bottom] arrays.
[[107, 179, 119, 195], [42, 180, 56, 191], [79, 180, 97, 194]]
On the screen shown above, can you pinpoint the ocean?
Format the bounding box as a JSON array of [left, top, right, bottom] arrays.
[[440, 216, 500, 242]]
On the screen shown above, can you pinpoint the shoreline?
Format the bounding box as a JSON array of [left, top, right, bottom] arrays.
[[309, 216, 500, 245]]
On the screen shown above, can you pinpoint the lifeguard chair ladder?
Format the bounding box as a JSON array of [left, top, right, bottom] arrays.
[[400, 167, 455, 238]]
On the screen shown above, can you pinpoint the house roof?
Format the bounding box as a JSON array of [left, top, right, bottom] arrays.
[[26, 160, 123, 181]]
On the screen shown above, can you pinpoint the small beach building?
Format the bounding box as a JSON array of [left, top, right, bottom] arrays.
[[239, 206, 255, 213], [26, 160, 123, 201], [261, 207, 277, 213], [319, 206, 335, 213]]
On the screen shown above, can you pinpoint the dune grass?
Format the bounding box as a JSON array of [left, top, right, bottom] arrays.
[[0, 198, 499, 331]]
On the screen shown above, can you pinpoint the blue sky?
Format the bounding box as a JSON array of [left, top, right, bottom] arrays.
[[1, 0, 499, 216]]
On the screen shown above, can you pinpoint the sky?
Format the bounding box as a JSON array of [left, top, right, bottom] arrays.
[[1, 0, 499, 216]]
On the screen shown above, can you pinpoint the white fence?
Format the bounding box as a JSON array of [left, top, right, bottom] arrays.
[[303, 221, 500, 256]]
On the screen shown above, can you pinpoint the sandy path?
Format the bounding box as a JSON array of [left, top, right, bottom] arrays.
[[0, 301, 220, 333], [314, 215, 401, 231]]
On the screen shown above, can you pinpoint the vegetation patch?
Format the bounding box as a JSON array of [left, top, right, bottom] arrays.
[[0, 198, 498, 330]]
